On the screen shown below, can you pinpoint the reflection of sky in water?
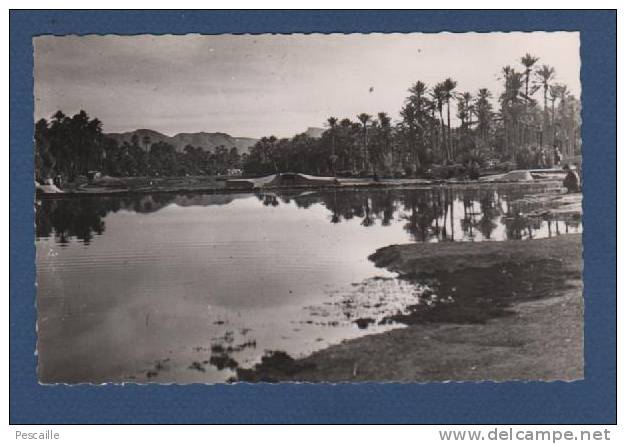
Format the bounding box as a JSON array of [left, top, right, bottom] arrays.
[[35, 186, 581, 383]]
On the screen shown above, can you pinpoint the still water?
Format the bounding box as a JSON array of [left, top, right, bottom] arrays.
[[36, 185, 580, 383]]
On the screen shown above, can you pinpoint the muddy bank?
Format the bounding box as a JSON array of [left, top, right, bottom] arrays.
[[368, 231, 581, 278], [40, 175, 227, 197], [235, 234, 582, 382], [37, 173, 566, 197], [508, 192, 582, 220]]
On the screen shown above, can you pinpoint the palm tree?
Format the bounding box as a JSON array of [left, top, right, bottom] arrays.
[[267, 135, 278, 173], [520, 53, 539, 105], [357, 113, 371, 172], [339, 118, 356, 172], [87, 117, 104, 170], [457, 92, 474, 129], [432, 83, 447, 161], [327, 116, 338, 175], [456, 92, 475, 154], [549, 83, 568, 151], [442, 78, 458, 160], [400, 102, 418, 172], [499, 67, 525, 153], [552, 85, 576, 156], [408, 81, 427, 169], [52, 110, 66, 125], [327, 116, 338, 154], [423, 97, 438, 161], [474, 88, 493, 145], [535, 64, 555, 146], [548, 84, 561, 126], [408, 81, 427, 108], [377, 112, 392, 171]]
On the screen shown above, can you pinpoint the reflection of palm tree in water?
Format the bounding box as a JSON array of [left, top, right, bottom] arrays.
[[477, 194, 500, 240], [369, 190, 396, 227], [401, 201, 420, 241], [438, 188, 457, 241], [456, 191, 502, 240], [329, 189, 341, 224], [292, 188, 566, 242], [381, 197, 394, 226], [401, 193, 438, 241], [440, 190, 449, 240], [461, 195, 476, 240], [264, 194, 279, 207], [255, 192, 280, 207], [37, 197, 116, 244], [361, 197, 374, 227], [449, 190, 455, 240], [429, 189, 448, 241], [503, 211, 543, 240], [432, 190, 441, 237], [38, 188, 573, 246], [545, 218, 575, 238], [565, 220, 580, 233], [405, 188, 451, 241]]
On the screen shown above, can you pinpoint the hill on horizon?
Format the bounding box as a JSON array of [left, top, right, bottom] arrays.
[[106, 126, 328, 154], [106, 129, 258, 154], [303, 127, 325, 138]]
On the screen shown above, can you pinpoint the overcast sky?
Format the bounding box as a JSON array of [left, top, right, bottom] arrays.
[[34, 32, 580, 139]]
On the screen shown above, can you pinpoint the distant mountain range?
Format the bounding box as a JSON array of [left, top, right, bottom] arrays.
[[105, 129, 258, 154], [105, 126, 327, 153]]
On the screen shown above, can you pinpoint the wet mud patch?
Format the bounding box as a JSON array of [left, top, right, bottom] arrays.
[[189, 329, 259, 374], [188, 361, 207, 372], [386, 258, 579, 325], [369, 235, 582, 327], [209, 354, 239, 371], [303, 276, 428, 330], [142, 358, 172, 379], [236, 351, 316, 382]]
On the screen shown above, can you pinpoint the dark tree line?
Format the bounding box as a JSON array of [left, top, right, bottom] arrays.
[[35, 111, 243, 182], [243, 53, 581, 177], [35, 110, 105, 182]]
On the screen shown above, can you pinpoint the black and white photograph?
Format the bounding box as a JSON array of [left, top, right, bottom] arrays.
[[34, 31, 583, 384]]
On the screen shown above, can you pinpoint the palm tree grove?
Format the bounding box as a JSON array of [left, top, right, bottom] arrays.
[[35, 52, 581, 183]]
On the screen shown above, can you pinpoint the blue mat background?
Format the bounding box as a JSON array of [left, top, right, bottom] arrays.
[[9, 10, 616, 424]]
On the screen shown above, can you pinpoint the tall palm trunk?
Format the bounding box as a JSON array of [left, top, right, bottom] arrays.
[[438, 109, 445, 161], [431, 108, 438, 159], [525, 77, 530, 106], [543, 85, 549, 147], [551, 99, 556, 146], [446, 99, 452, 160], [415, 100, 422, 172], [330, 132, 336, 176], [362, 127, 368, 171]]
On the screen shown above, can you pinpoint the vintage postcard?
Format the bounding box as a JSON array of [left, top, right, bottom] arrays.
[[34, 32, 583, 384]]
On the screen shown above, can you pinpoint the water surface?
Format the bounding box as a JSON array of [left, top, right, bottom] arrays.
[[36, 185, 580, 383]]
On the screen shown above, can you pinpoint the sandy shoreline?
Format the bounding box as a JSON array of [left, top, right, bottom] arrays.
[[236, 233, 583, 383]]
